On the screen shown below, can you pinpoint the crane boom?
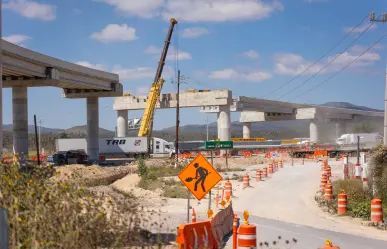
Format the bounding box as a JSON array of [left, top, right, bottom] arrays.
[[137, 18, 178, 151]]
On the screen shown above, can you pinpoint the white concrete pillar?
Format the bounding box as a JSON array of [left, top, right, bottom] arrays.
[[116, 110, 128, 137], [12, 86, 28, 164], [335, 122, 346, 139], [243, 122, 251, 139], [217, 106, 231, 155], [309, 120, 319, 143], [217, 112, 221, 140], [0, 0, 3, 161], [87, 97, 99, 163]]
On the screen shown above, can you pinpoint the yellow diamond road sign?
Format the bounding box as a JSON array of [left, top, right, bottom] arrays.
[[178, 154, 223, 201]]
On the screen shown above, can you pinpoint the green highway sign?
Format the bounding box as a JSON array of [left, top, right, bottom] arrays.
[[204, 141, 233, 149]]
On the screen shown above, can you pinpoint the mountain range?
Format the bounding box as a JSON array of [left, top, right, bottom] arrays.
[[2, 102, 384, 135]]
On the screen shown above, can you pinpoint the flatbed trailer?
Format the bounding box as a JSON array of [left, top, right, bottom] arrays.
[[291, 144, 376, 158]]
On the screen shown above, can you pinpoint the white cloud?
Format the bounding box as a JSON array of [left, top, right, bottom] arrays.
[[75, 61, 107, 71], [73, 8, 83, 14], [162, 0, 284, 22], [3, 34, 31, 45], [241, 50, 259, 59], [90, 24, 138, 43], [97, 0, 283, 22], [94, 0, 164, 18], [135, 86, 150, 96], [181, 27, 209, 38], [209, 68, 272, 82], [112, 65, 174, 80], [273, 45, 381, 76], [144, 45, 192, 60], [343, 23, 377, 34], [4, 0, 56, 21]]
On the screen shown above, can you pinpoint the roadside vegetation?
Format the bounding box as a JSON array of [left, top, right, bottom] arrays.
[[0, 161, 163, 249], [137, 159, 189, 198], [316, 144, 387, 229]]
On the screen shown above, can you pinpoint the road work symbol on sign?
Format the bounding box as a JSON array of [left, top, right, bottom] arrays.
[[178, 154, 222, 200]]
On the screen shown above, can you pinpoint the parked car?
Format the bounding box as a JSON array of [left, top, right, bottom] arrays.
[[47, 150, 88, 166]]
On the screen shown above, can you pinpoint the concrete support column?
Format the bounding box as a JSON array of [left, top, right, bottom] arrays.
[[217, 106, 231, 155], [309, 120, 319, 143], [243, 122, 251, 139], [87, 97, 99, 163], [335, 122, 347, 139], [12, 86, 28, 164], [116, 110, 128, 137]]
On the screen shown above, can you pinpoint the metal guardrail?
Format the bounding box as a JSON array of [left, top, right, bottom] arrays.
[[0, 209, 8, 249]]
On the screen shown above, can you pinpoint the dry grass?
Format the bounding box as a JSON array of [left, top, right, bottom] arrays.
[[0, 162, 164, 249]]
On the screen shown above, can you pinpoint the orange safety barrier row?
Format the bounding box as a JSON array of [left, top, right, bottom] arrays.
[[176, 221, 216, 249]]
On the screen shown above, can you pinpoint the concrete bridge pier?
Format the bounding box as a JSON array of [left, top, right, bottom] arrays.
[[335, 121, 347, 139], [87, 97, 99, 163], [117, 110, 128, 137], [12, 86, 29, 165], [217, 106, 231, 155], [309, 120, 319, 143], [243, 122, 251, 139]]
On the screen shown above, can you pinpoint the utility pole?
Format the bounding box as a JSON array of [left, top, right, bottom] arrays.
[[206, 115, 209, 141], [175, 70, 181, 169], [38, 119, 42, 153], [34, 115, 40, 165], [357, 135, 360, 164], [370, 12, 387, 145]]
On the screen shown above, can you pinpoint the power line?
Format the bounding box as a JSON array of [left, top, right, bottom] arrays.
[[260, 14, 369, 99], [275, 17, 378, 101], [291, 30, 387, 102]]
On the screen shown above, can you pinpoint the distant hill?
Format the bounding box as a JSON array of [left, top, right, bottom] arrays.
[[3, 124, 63, 133], [64, 125, 115, 137], [320, 102, 383, 112]]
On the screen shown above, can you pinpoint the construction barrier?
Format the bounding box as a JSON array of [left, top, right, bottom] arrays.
[[176, 221, 216, 249], [262, 167, 268, 179], [324, 181, 333, 200], [211, 204, 234, 248], [243, 174, 250, 189], [371, 198, 383, 223], [320, 240, 341, 249], [268, 163, 273, 174], [237, 211, 256, 249], [224, 181, 233, 199], [320, 174, 327, 193], [337, 189, 347, 215], [255, 169, 261, 182], [355, 163, 361, 180]]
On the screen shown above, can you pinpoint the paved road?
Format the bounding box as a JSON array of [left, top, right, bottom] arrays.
[[223, 160, 387, 249]]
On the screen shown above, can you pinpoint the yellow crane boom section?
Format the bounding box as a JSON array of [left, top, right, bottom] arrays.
[[137, 78, 165, 137]]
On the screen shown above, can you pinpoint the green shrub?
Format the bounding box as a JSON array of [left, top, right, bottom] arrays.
[[351, 201, 371, 220], [137, 159, 148, 178], [163, 185, 188, 199]]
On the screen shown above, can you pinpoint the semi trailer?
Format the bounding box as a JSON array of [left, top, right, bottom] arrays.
[[56, 137, 174, 159]]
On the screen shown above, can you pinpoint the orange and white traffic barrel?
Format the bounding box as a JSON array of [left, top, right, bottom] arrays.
[[262, 167, 268, 179], [320, 174, 328, 193], [268, 164, 273, 174], [319, 240, 341, 249], [327, 165, 332, 177], [279, 160, 283, 168], [243, 174, 250, 189], [371, 198, 383, 222], [256, 169, 261, 182], [337, 189, 347, 215], [224, 181, 233, 199], [237, 211, 256, 249], [324, 181, 333, 200], [321, 163, 326, 172]]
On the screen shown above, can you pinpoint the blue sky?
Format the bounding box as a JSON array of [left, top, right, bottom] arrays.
[[2, 0, 387, 131]]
